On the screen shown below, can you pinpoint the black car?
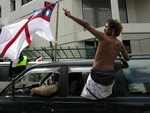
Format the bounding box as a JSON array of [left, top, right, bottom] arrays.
[[0, 53, 150, 113]]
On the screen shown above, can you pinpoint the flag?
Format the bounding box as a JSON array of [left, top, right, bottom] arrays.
[[35, 56, 43, 62], [0, 1, 57, 60]]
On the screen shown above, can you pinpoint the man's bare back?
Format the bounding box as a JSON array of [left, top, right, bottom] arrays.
[[93, 36, 124, 71]]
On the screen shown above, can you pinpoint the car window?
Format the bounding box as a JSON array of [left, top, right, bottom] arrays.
[[0, 66, 11, 89], [7, 67, 60, 96], [123, 59, 150, 95], [0, 66, 9, 81], [68, 66, 92, 96], [28, 73, 48, 82]]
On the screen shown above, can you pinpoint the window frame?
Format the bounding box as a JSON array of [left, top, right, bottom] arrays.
[[21, 0, 33, 6]]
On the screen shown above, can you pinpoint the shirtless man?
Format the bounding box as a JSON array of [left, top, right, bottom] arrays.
[[63, 8, 130, 100]]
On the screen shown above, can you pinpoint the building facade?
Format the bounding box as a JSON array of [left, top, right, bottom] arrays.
[[0, 0, 150, 60]]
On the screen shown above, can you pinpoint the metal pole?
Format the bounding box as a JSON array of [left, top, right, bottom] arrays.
[[54, 1, 60, 61], [54, 0, 63, 61]]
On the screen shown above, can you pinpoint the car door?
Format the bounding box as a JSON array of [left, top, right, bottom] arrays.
[[58, 64, 117, 113], [0, 64, 64, 113], [115, 59, 150, 113]]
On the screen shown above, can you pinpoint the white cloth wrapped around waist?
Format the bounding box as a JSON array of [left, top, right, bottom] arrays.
[[81, 73, 114, 100]]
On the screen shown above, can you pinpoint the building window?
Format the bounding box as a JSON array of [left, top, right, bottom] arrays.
[[85, 40, 131, 59], [85, 40, 98, 59], [0, 6, 1, 18], [118, 0, 128, 23], [22, 0, 32, 5], [11, 0, 16, 12], [68, 66, 91, 96], [82, 0, 112, 28], [123, 40, 131, 53], [82, 0, 128, 27]]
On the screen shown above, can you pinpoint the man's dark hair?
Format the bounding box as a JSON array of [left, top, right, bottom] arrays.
[[106, 19, 123, 37]]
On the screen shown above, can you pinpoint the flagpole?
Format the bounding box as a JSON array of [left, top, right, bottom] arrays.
[[54, 0, 61, 61]]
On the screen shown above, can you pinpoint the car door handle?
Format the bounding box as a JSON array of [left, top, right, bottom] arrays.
[[94, 104, 106, 110], [43, 104, 53, 110]]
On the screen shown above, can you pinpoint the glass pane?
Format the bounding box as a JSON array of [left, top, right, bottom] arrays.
[[22, 0, 32, 5], [82, 0, 128, 27], [6, 67, 60, 96], [0, 66, 10, 89], [118, 0, 128, 23], [82, 0, 112, 28], [0, 6, 1, 18], [68, 66, 91, 96], [123, 60, 150, 94], [28, 73, 48, 82]]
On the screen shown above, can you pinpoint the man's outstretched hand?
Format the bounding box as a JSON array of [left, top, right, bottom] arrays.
[[121, 58, 129, 68], [63, 8, 72, 18]]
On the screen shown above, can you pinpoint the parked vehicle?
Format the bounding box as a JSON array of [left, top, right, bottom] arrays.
[[0, 53, 150, 113]]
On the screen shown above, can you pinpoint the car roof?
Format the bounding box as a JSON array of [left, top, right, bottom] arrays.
[[28, 59, 122, 69], [29, 59, 94, 68]]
